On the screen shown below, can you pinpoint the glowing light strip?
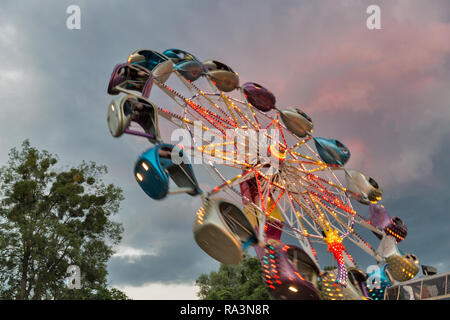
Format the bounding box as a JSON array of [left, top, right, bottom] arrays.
[[311, 193, 352, 234], [266, 190, 285, 217], [309, 174, 348, 193], [161, 82, 234, 133], [275, 116, 288, 147], [323, 228, 348, 286], [290, 150, 324, 163], [209, 169, 253, 195], [252, 170, 267, 214], [287, 136, 311, 151], [291, 193, 326, 230], [306, 175, 355, 215], [220, 92, 240, 125], [307, 192, 332, 229], [222, 94, 258, 129], [198, 148, 251, 167], [179, 77, 238, 127], [242, 97, 261, 129]]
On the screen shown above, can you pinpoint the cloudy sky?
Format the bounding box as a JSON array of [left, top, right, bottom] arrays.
[[0, 0, 449, 299]]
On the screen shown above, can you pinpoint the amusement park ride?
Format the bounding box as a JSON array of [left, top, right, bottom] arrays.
[[106, 48, 422, 300]]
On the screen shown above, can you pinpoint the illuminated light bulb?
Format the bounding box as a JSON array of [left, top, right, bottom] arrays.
[[110, 104, 115, 112], [136, 173, 143, 182], [288, 286, 298, 293], [142, 162, 149, 171]]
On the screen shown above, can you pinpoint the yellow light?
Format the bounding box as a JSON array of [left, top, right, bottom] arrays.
[[111, 104, 115, 112], [142, 162, 149, 171], [268, 144, 287, 161], [136, 173, 143, 182], [288, 286, 298, 293]]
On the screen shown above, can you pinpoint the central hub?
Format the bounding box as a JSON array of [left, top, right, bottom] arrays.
[[268, 144, 287, 161]]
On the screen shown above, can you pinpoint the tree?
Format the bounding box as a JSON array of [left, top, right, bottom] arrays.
[[0, 140, 129, 300], [195, 254, 272, 300]]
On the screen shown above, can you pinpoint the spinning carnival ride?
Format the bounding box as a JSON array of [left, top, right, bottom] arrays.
[[106, 49, 420, 300]]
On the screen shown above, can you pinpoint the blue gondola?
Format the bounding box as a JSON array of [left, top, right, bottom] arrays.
[[128, 49, 174, 84], [128, 49, 167, 70], [313, 137, 351, 167], [134, 144, 201, 200], [366, 264, 392, 300], [163, 48, 199, 64]]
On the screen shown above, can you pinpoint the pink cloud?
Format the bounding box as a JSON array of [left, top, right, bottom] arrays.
[[301, 22, 450, 113]]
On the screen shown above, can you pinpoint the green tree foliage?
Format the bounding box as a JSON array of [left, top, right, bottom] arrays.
[[195, 254, 272, 300], [0, 140, 129, 300]]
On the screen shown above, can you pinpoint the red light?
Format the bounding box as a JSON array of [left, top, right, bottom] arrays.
[[295, 272, 305, 281]]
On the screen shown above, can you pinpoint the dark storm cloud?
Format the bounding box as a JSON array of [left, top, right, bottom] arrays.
[[109, 228, 220, 285], [0, 0, 449, 290]]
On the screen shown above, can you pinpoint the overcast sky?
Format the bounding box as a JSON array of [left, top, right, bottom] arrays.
[[0, 0, 449, 299]]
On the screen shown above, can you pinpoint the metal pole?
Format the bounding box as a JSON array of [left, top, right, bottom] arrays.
[[419, 279, 423, 299], [445, 274, 448, 295]]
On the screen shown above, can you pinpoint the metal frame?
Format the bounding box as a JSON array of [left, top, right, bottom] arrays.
[[384, 272, 450, 300]]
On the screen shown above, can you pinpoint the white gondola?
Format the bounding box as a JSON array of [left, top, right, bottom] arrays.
[[376, 235, 420, 282], [278, 108, 313, 138], [107, 95, 132, 137], [321, 268, 369, 300], [203, 60, 240, 92], [193, 198, 258, 265], [345, 169, 382, 204]]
